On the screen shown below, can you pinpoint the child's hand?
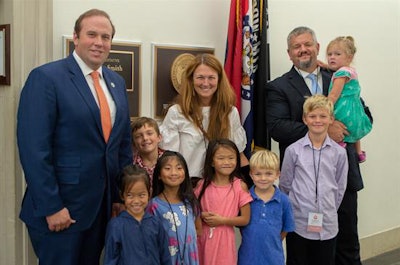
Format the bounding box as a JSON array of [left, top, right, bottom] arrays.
[[201, 211, 224, 227]]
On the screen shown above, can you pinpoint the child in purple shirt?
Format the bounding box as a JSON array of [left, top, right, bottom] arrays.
[[280, 95, 348, 265]]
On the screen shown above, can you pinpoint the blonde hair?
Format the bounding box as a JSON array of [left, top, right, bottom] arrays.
[[303, 95, 334, 117], [327, 36, 357, 56], [249, 150, 280, 172], [176, 53, 236, 140]]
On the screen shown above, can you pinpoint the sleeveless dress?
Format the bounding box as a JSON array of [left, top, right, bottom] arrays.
[[329, 66, 372, 143], [148, 197, 199, 265], [194, 178, 252, 265]]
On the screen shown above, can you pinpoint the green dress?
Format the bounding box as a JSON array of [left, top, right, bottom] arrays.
[[329, 66, 372, 143]]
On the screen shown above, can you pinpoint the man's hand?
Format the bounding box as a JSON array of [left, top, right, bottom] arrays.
[[317, 60, 330, 70], [328, 120, 349, 143], [46, 207, 76, 232]]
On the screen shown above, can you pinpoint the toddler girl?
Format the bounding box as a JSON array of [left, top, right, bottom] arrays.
[[326, 36, 372, 162]]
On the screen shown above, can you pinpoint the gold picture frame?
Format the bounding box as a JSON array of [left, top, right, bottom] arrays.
[[0, 24, 11, 85], [64, 37, 141, 118]]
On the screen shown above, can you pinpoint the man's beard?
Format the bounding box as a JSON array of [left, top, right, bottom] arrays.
[[299, 58, 312, 69]]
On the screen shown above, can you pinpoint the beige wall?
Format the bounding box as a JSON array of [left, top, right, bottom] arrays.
[[1, 0, 53, 264], [2, 0, 399, 264], [1, 1, 19, 264]]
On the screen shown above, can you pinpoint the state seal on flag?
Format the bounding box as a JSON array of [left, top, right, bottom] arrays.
[[170, 53, 195, 93]]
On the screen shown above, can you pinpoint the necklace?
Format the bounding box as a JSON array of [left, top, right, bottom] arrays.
[[162, 192, 188, 265]]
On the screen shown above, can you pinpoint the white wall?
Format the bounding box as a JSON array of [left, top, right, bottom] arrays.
[[267, 0, 400, 239], [53, 0, 400, 248], [53, 0, 231, 117]]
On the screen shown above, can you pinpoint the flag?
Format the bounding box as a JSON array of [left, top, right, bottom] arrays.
[[224, 0, 244, 113], [253, 0, 271, 150], [224, 0, 271, 156]]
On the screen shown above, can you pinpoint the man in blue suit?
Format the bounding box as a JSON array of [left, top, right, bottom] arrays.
[[17, 9, 132, 265]]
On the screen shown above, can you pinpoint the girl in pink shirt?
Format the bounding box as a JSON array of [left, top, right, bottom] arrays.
[[195, 139, 252, 265]]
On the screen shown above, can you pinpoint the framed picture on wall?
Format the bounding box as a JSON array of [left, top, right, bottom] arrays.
[[152, 44, 214, 119], [0, 24, 11, 85], [63, 36, 141, 119]]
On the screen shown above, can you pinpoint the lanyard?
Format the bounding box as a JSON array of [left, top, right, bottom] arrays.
[[162, 192, 188, 265], [312, 145, 322, 204]]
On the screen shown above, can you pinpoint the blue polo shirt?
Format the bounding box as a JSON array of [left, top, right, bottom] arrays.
[[238, 185, 295, 265]]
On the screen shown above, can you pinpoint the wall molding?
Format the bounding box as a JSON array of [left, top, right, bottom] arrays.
[[361, 226, 400, 261]]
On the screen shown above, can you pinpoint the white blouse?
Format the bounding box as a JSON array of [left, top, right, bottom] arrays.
[[159, 104, 247, 178]]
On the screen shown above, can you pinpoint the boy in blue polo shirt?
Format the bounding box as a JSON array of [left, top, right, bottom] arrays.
[[238, 150, 295, 265]]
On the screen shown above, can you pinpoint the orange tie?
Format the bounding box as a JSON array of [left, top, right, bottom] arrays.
[[91, 71, 112, 142]]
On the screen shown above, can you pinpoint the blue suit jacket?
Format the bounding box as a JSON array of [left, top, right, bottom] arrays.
[[17, 55, 133, 232]]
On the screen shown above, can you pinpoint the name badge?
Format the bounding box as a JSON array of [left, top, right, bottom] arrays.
[[307, 212, 323, 233]]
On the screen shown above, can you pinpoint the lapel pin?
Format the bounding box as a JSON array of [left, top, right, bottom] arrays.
[[111, 82, 115, 88]]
